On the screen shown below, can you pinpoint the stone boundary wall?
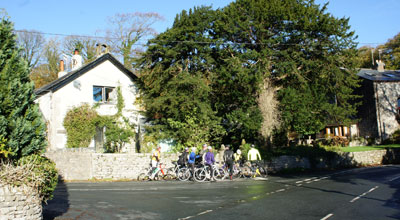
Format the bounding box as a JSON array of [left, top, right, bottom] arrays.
[[0, 184, 42, 220], [45, 150, 178, 181], [45, 148, 400, 180]]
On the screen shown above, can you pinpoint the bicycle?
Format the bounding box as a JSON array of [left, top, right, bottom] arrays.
[[241, 160, 268, 178], [137, 163, 173, 181], [166, 161, 191, 181], [194, 163, 226, 182]]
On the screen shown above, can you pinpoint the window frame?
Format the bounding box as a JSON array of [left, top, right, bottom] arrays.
[[93, 85, 116, 104]]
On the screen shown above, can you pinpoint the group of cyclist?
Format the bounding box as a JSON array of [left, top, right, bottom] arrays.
[[172, 143, 262, 181]]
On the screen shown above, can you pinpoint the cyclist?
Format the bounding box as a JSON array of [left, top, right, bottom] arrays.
[[234, 149, 242, 165], [223, 145, 234, 180], [247, 144, 261, 161], [200, 144, 208, 165], [150, 146, 161, 179], [177, 147, 189, 167], [188, 147, 200, 181], [204, 146, 216, 181]]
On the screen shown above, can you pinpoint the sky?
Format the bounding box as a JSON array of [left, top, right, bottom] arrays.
[[1, 0, 400, 48]]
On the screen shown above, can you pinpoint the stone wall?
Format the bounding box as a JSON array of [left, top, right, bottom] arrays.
[[0, 184, 42, 220], [46, 148, 400, 180], [375, 81, 400, 141], [45, 150, 178, 181], [267, 149, 400, 173], [91, 153, 178, 180]]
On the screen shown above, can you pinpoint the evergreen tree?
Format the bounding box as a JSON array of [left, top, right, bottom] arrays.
[[221, 0, 361, 137], [137, 7, 225, 147], [0, 17, 47, 159]]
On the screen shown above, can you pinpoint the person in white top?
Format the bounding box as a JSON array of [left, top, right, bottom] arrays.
[[247, 145, 261, 161]]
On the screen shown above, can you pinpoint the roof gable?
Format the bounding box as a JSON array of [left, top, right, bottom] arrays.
[[35, 53, 138, 98]]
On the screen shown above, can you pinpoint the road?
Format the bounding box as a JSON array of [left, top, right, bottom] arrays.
[[43, 165, 400, 220]]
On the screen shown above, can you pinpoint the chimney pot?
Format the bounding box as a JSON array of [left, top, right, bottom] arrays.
[[60, 60, 64, 72]]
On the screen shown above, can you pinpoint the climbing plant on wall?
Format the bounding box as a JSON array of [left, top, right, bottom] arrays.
[[63, 86, 135, 151]]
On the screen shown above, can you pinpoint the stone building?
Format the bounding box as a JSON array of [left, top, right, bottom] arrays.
[[357, 63, 400, 143]]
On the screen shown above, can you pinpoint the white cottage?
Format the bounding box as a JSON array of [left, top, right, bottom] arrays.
[[35, 52, 143, 152]]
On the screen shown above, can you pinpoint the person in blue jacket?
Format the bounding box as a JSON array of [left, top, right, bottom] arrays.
[[188, 147, 200, 180]]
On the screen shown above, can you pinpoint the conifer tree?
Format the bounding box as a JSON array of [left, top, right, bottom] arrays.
[[0, 17, 46, 159]]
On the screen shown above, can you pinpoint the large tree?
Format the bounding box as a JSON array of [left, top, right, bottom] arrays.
[[0, 17, 47, 159], [105, 12, 164, 70], [30, 38, 61, 88], [138, 0, 361, 148], [16, 29, 45, 68], [381, 32, 400, 70], [137, 7, 225, 148], [220, 0, 360, 137]]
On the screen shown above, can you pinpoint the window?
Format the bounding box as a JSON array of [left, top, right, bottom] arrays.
[[93, 86, 115, 103]]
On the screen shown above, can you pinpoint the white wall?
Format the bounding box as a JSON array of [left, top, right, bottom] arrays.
[[37, 60, 142, 150]]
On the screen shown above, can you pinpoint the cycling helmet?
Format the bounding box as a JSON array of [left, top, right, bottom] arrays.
[[237, 149, 241, 154], [207, 146, 212, 150]]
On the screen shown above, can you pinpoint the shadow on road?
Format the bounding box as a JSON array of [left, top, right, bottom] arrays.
[[42, 175, 70, 220]]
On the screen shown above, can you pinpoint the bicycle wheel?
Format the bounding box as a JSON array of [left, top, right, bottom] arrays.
[[213, 167, 226, 181], [241, 165, 253, 178], [163, 174, 174, 181], [232, 165, 241, 179], [194, 168, 207, 182], [137, 173, 149, 181], [177, 168, 191, 181]]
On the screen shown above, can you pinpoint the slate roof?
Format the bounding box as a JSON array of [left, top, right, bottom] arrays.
[[34, 53, 138, 98], [357, 68, 400, 82]]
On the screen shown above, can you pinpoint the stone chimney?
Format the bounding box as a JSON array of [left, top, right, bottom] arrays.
[[71, 49, 83, 70], [376, 60, 385, 72], [96, 43, 109, 57], [58, 60, 67, 78]]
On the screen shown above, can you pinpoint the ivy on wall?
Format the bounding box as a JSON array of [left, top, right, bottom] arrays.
[[63, 86, 135, 152]]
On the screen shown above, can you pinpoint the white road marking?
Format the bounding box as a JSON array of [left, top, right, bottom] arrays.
[[296, 180, 303, 184], [297, 184, 302, 187], [197, 210, 213, 216], [321, 213, 333, 220], [389, 175, 400, 182], [276, 189, 285, 192], [350, 186, 379, 203]]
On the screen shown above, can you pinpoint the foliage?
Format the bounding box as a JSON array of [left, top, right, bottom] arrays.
[[16, 29, 45, 68], [105, 12, 164, 69], [0, 136, 14, 159], [239, 139, 252, 160], [30, 38, 60, 88], [63, 36, 98, 64], [63, 87, 134, 152], [0, 17, 47, 159], [102, 117, 134, 153], [381, 32, 400, 70], [314, 136, 350, 147], [63, 104, 98, 148], [17, 154, 58, 202], [138, 0, 361, 148], [0, 155, 58, 203]]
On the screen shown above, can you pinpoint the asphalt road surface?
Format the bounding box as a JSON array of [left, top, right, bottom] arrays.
[[43, 165, 400, 220]]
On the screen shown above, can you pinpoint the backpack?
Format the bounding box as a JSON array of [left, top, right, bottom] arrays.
[[177, 152, 188, 166], [224, 150, 234, 162]]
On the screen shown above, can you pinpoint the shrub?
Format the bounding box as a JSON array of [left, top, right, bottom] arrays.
[[0, 154, 58, 203], [63, 104, 98, 148], [17, 154, 58, 202]]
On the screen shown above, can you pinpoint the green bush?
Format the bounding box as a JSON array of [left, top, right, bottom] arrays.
[[63, 104, 98, 148], [17, 154, 58, 202]]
